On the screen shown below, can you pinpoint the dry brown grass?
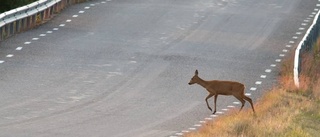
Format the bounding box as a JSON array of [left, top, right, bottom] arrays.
[[185, 41, 320, 137]]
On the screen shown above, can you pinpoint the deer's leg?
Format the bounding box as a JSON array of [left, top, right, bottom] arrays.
[[243, 95, 255, 113], [205, 94, 214, 112], [213, 94, 218, 114], [234, 95, 245, 112]]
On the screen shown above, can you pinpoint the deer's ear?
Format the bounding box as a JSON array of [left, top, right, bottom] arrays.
[[195, 70, 198, 75]]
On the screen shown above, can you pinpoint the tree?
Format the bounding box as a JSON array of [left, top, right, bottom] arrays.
[[0, 0, 38, 13]]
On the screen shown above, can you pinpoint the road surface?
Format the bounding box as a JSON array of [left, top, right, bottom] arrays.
[[0, 0, 318, 136]]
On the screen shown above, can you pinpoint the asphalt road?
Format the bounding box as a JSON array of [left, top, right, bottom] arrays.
[[0, 0, 318, 136]]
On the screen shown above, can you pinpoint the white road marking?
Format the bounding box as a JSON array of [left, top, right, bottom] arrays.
[[227, 105, 235, 108], [233, 101, 240, 104], [189, 128, 196, 130], [0, 60, 4, 63], [245, 93, 251, 96], [216, 111, 224, 114], [260, 75, 267, 78], [39, 34, 46, 36], [222, 108, 229, 111], [182, 130, 190, 133], [276, 59, 282, 62], [205, 117, 213, 120], [16, 47, 23, 50], [66, 19, 72, 22], [302, 23, 308, 26], [280, 54, 285, 57], [296, 32, 302, 35], [270, 64, 276, 67], [194, 124, 201, 127], [199, 121, 206, 123], [6, 54, 14, 58], [299, 27, 305, 30], [85, 7, 90, 9], [292, 36, 298, 39], [47, 31, 53, 34], [72, 15, 78, 18], [289, 41, 295, 44], [53, 28, 59, 30], [265, 69, 272, 73], [79, 11, 85, 13], [32, 38, 39, 40], [59, 24, 65, 27], [90, 4, 95, 6], [250, 87, 257, 91], [210, 114, 218, 117], [175, 133, 183, 136], [309, 15, 314, 18], [255, 81, 262, 85], [286, 45, 292, 48], [101, 1, 106, 3], [24, 42, 31, 44]]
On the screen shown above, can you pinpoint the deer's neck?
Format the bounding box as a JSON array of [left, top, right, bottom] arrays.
[[196, 77, 209, 88]]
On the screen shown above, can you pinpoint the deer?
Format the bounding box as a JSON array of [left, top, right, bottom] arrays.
[[188, 70, 255, 114]]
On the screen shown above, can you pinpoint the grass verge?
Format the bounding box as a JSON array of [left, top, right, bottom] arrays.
[[185, 41, 320, 137]]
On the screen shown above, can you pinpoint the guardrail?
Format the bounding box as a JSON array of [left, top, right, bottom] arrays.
[[294, 10, 320, 87], [0, 0, 88, 41]]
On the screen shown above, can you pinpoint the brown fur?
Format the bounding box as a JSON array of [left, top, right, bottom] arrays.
[[188, 70, 255, 114]]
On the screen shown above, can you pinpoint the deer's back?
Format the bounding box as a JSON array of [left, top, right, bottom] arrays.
[[207, 80, 244, 95]]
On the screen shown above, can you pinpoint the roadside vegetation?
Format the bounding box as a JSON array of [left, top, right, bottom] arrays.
[[0, 0, 38, 13], [185, 39, 320, 137]]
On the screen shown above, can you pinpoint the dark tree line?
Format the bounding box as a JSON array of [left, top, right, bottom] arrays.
[[0, 0, 37, 13]]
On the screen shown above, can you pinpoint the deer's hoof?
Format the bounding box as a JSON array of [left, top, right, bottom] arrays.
[[212, 111, 216, 114]]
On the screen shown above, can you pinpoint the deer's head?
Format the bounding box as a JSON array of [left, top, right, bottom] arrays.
[[188, 70, 199, 85]]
